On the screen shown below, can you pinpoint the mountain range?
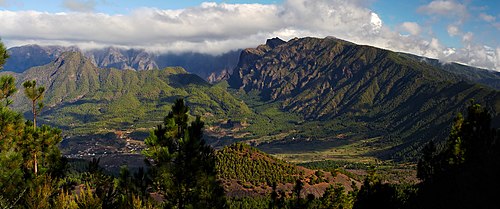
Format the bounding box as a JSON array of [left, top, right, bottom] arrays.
[[2, 51, 251, 136], [229, 37, 500, 160], [2, 37, 500, 162], [4, 44, 240, 81]]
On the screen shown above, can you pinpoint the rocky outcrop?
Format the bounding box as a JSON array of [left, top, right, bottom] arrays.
[[85, 47, 158, 71]]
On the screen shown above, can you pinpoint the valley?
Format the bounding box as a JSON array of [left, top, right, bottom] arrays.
[[3, 0, 500, 206], [1, 36, 499, 208], [3, 37, 499, 165]]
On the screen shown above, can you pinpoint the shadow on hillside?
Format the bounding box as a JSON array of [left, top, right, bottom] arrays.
[[256, 138, 351, 154]]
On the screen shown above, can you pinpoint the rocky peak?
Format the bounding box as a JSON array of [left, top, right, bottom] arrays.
[[265, 37, 286, 49], [207, 69, 231, 84], [4, 45, 76, 73]]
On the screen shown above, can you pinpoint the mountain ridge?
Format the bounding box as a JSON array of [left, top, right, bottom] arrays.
[[4, 45, 241, 80], [4, 51, 252, 136], [4, 37, 500, 161], [229, 37, 500, 160]]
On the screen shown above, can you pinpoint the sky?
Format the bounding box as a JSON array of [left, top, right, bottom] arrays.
[[0, 0, 499, 71]]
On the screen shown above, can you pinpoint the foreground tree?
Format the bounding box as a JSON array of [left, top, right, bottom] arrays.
[[0, 38, 68, 208], [417, 102, 500, 209], [143, 98, 226, 208], [0, 38, 7, 69], [0, 75, 17, 106]]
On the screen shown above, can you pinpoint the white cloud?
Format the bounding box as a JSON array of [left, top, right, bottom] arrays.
[[478, 13, 500, 30], [62, 0, 96, 12], [417, 0, 467, 19], [0, 0, 498, 71], [462, 32, 474, 43], [447, 25, 460, 37], [497, 48, 500, 67], [442, 45, 499, 70], [370, 13, 382, 31], [479, 13, 495, 22], [400, 22, 421, 35]]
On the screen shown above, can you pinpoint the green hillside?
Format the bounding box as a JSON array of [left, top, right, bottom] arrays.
[[217, 143, 304, 185], [228, 37, 500, 161], [8, 51, 252, 136], [5, 38, 500, 162], [216, 143, 358, 198]]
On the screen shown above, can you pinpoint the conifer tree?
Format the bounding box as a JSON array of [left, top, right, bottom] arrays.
[[22, 80, 45, 129], [143, 98, 226, 209], [417, 102, 500, 209], [0, 38, 65, 207]]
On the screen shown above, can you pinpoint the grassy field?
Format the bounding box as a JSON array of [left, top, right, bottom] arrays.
[[259, 137, 391, 163]]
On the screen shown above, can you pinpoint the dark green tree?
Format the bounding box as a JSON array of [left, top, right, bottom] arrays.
[[0, 39, 25, 205], [292, 179, 304, 209], [0, 75, 17, 106], [416, 141, 437, 183], [320, 184, 352, 209], [353, 173, 401, 209], [269, 182, 278, 209], [133, 167, 152, 203], [0, 38, 66, 208], [416, 102, 500, 209], [143, 98, 226, 209], [0, 38, 8, 70]]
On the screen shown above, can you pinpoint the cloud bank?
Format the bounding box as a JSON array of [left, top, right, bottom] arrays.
[[0, 0, 498, 71]]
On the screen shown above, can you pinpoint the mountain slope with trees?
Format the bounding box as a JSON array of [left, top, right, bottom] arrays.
[[3, 51, 252, 136], [229, 37, 500, 160]]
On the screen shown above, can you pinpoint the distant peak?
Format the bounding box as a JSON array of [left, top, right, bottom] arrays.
[[265, 37, 286, 49], [54, 51, 87, 64]]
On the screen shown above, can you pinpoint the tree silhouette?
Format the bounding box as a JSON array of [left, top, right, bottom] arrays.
[[417, 102, 500, 209], [293, 179, 304, 208], [143, 98, 226, 208]]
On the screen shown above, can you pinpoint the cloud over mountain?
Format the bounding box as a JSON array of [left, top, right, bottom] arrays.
[[0, 0, 498, 71]]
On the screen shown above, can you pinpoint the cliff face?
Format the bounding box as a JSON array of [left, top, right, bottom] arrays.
[[84, 47, 158, 71]]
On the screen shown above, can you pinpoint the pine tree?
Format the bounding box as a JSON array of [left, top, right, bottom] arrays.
[[0, 39, 65, 207], [21, 80, 46, 175], [0, 38, 8, 70], [416, 102, 500, 209], [22, 80, 45, 129], [0, 38, 26, 204], [143, 98, 226, 208], [0, 75, 17, 106]]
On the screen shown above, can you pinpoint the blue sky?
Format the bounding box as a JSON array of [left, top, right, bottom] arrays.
[[371, 0, 500, 48], [2, 0, 284, 12], [0, 0, 499, 70]]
